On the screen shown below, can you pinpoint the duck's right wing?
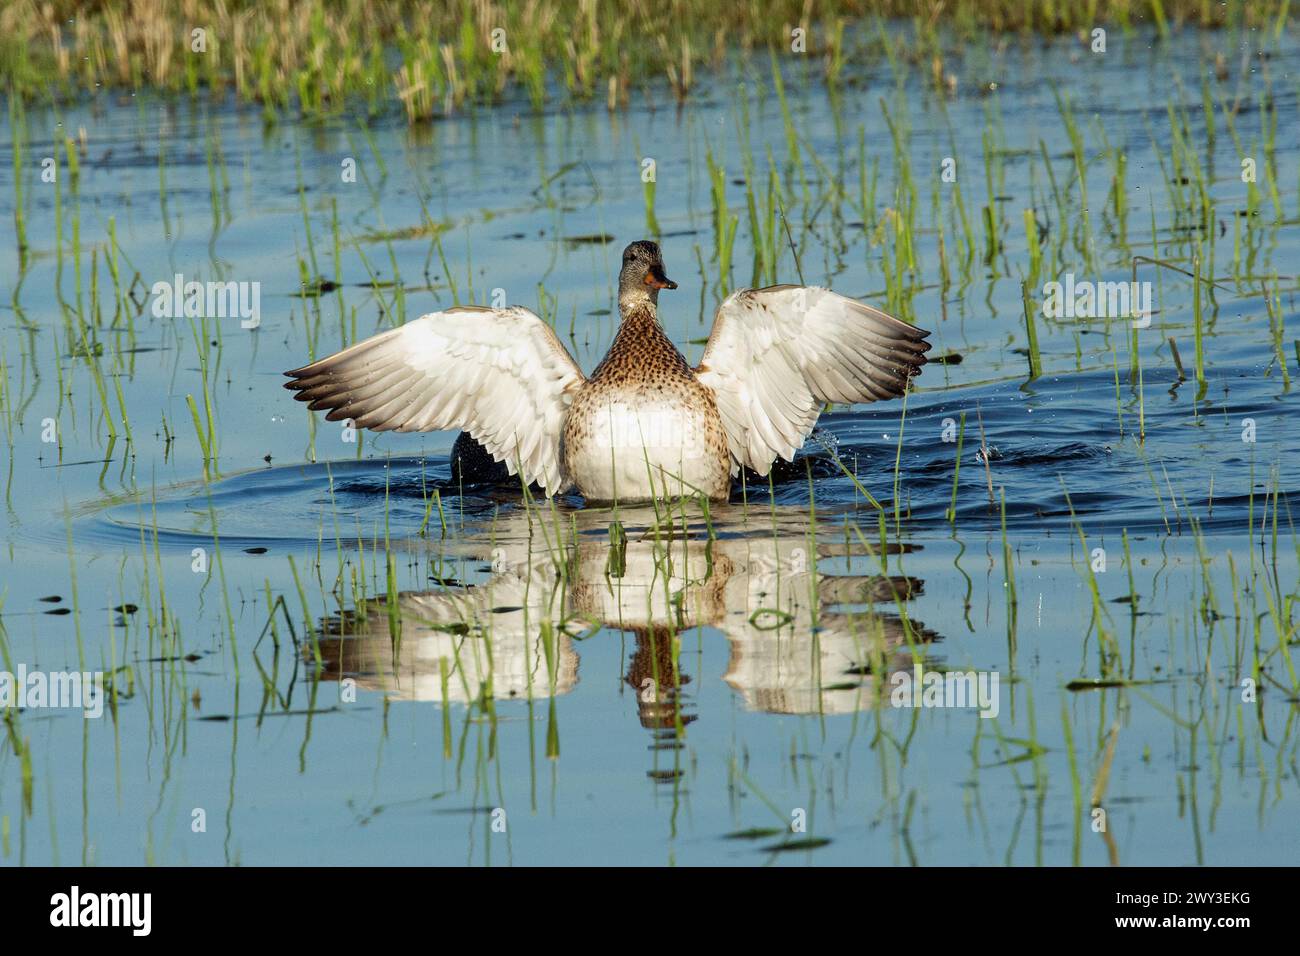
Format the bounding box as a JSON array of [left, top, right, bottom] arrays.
[[284, 306, 585, 495], [694, 286, 929, 475]]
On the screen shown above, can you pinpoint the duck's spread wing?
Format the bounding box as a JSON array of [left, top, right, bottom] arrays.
[[284, 306, 585, 495], [694, 286, 930, 475]]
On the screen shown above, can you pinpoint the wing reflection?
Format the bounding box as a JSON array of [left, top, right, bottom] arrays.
[[309, 504, 938, 717]]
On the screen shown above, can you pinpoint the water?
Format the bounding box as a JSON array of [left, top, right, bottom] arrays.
[[1, 26, 1298, 865]]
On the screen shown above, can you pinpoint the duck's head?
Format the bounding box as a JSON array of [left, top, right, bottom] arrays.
[[618, 240, 676, 311]]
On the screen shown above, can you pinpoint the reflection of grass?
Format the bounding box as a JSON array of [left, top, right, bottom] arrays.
[[362, 221, 452, 244], [2, 1, 1292, 122]]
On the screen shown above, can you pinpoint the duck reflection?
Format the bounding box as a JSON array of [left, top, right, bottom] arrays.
[[309, 504, 938, 719], [312, 553, 579, 703]]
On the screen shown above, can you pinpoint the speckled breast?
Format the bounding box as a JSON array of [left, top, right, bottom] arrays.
[[561, 308, 733, 502]]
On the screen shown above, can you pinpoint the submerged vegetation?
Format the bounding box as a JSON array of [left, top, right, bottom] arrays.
[[0, 0, 1295, 122]]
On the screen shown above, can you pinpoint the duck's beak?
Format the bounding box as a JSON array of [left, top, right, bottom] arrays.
[[644, 264, 677, 290]]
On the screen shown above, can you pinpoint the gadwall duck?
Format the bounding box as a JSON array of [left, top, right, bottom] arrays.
[[284, 240, 930, 502]]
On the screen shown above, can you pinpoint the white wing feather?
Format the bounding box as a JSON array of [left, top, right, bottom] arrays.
[[695, 286, 929, 475], [285, 306, 584, 494]]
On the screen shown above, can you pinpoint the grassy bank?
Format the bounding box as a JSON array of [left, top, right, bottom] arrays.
[[0, 0, 1292, 122]]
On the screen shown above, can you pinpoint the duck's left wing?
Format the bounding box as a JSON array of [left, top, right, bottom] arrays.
[[694, 286, 929, 475], [284, 306, 584, 494]]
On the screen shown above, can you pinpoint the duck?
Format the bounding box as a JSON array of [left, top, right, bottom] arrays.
[[284, 240, 930, 503]]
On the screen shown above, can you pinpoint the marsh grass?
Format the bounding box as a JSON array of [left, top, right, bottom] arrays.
[[2, 1, 1291, 125]]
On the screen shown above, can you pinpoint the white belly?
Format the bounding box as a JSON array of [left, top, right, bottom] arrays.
[[564, 397, 727, 502]]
